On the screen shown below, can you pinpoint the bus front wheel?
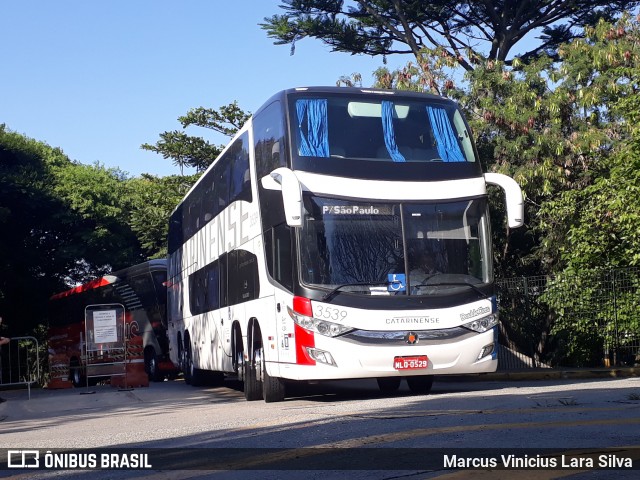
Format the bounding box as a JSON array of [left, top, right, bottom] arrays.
[[261, 347, 285, 403], [244, 329, 285, 403]]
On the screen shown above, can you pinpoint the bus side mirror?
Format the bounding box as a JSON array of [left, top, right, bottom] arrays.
[[261, 167, 304, 228], [484, 172, 524, 229]]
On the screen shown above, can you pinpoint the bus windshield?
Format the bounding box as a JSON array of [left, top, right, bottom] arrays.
[[290, 93, 476, 164], [298, 196, 492, 295]]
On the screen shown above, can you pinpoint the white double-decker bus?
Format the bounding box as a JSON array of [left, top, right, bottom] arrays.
[[167, 87, 523, 402]]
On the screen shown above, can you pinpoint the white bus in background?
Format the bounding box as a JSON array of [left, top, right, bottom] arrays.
[[166, 87, 524, 402]]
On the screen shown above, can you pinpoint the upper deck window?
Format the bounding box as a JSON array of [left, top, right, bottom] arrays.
[[292, 94, 476, 164], [296, 98, 329, 157]]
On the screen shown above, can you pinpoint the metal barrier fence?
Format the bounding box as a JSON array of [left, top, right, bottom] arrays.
[[0, 336, 40, 399], [496, 267, 640, 370]]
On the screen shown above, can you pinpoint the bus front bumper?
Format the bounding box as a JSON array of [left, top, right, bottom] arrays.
[[272, 328, 497, 381]]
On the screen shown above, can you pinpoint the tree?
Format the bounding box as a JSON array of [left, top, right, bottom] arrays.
[[139, 103, 251, 260], [0, 126, 145, 335], [261, 0, 637, 71], [0, 126, 68, 334], [126, 173, 198, 259], [452, 13, 640, 275], [472, 14, 640, 367], [141, 102, 251, 173], [538, 14, 640, 272], [52, 161, 146, 275]]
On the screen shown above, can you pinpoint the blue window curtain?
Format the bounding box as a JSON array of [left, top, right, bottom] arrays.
[[426, 106, 466, 162], [381, 101, 406, 162], [296, 99, 329, 157]]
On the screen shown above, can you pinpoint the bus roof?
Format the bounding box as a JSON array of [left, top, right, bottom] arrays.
[[50, 259, 167, 300], [253, 86, 449, 118]]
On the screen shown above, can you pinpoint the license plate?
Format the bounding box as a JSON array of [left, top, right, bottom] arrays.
[[393, 355, 428, 370]]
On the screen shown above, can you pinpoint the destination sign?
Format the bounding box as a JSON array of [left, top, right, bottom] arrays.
[[321, 205, 394, 215]]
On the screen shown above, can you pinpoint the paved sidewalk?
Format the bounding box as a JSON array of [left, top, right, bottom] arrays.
[[0, 366, 638, 419], [0, 380, 200, 424], [478, 366, 640, 381]]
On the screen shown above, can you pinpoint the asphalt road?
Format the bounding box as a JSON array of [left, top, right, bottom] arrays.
[[1, 374, 640, 479]]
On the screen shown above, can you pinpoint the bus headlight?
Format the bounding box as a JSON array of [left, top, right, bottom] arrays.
[[287, 306, 353, 337], [462, 314, 498, 333]]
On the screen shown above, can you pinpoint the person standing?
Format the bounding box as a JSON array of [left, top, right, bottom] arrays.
[[0, 316, 9, 403]]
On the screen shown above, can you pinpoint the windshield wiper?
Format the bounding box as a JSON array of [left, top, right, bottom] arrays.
[[322, 282, 389, 302], [412, 280, 489, 299]]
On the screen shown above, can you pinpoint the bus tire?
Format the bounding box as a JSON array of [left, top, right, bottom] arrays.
[[70, 359, 85, 388], [262, 348, 285, 403], [181, 346, 191, 384], [189, 366, 205, 387], [406, 375, 434, 394], [184, 341, 205, 387], [377, 377, 401, 393], [232, 326, 244, 381], [244, 360, 262, 401], [244, 331, 263, 401], [144, 347, 164, 382]]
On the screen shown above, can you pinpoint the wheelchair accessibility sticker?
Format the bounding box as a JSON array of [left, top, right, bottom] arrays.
[[387, 274, 406, 292]]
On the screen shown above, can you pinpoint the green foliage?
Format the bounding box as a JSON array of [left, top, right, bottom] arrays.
[[371, 47, 461, 95], [141, 131, 222, 173], [126, 174, 198, 259], [1, 102, 244, 336], [141, 101, 251, 173], [261, 0, 637, 70], [0, 126, 74, 333], [179, 103, 251, 137], [538, 14, 640, 272], [52, 162, 144, 272], [0, 126, 144, 335], [540, 269, 640, 367], [465, 16, 640, 365], [138, 103, 250, 259], [498, 15, 640, 365], [24, 323, 50, 387]]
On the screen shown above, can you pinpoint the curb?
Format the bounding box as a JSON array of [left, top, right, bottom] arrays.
[[444, 367, 640, 382]]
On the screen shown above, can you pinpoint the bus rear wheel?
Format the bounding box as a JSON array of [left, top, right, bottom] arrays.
[[406, 375, 434, 394], [144, 347, 164, 382], [70, 360, 85, 388], [232, 327, 244, 381], [183, 341, 205, 387], [243, 351, 262, 401]]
